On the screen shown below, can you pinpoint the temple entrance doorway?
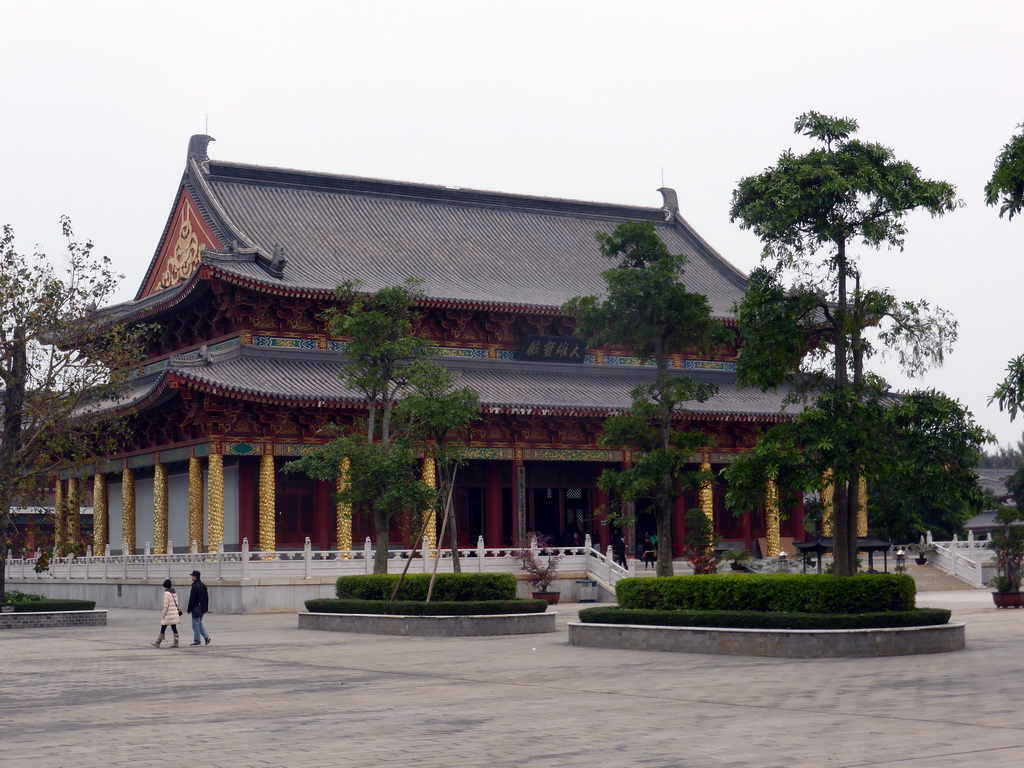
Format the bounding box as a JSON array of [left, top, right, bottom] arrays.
[[276, 473, 314, 547], [529, 486, 593, 546]]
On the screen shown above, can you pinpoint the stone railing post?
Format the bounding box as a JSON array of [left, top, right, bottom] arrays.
[[167, 540, 174, 580], [241, 538, 250, 580], [606, 544, 613, 583], [85, 545, 92, 579], [364, 537, 373, 575], [477, 535, 485, 573], [217, 541, 225, 581], [190, 540, 198, 573], [304, 537, 312, 579], [422, 536, 431, 573], [103, 544, 110, 579], [144, 542, 151, 579], [121, 544, 128, 579]]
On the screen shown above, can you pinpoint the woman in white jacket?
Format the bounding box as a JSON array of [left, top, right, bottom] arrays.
[[151, 579, 181, 648]]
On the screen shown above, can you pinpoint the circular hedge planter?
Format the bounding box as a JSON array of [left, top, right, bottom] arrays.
[[301, 597, 555, 636], [569, 606, 962, 657], [568, 620, 965, 657]]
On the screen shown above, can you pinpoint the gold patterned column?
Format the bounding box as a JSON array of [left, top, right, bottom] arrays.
[[93, 472, 107, 553], [421, 456, 437, 550], [188, 457, 204, 551], [765, 480, 781, 558], [820, 471, 835, 537], [67, 479, 79, 544], [856, 475, 868, 538], [699, 459, 713, 522], [67, 477, 80, 549], [337, 459, 352, 558], [54, 477, 67, 554], [259, 453, 276, 559], [122, 468, 136, 554], [154, 463, 168, 555], [208, 453, 224, 554]]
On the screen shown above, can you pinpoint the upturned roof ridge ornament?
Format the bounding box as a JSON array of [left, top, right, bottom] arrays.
[[187, 134, 216, 173], [657, 186, 679, 221], [169, 344, 214, 367]]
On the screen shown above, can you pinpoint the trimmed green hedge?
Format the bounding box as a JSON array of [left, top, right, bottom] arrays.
[[306, 598, 546, 616], [2, 599, 97, 613], [335, 573, 516, 602], [578, 606, 951, 630], [615, 574, 916, 614]]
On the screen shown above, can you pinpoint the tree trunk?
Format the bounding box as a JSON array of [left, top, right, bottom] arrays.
[[0, 510, 9, 603], [446, 506, 461, 573], [0, 329, 27, 602], [373, 506, 390, 574], [654, 478, 674, 577], [830, 244, 858, 577]]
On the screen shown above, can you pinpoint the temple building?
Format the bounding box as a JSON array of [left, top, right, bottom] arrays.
[[70, 135, 809, 560]]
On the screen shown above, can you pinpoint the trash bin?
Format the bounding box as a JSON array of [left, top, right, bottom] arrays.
[[576, 579, 598, 602]]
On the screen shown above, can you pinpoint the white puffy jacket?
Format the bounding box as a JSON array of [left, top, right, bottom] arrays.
[[160, 590, 181, 626]]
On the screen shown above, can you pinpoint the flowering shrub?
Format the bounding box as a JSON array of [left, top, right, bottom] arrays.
[[512, 534, 564, 593]]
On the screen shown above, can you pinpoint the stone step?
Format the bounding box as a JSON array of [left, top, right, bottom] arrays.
[[903, 563, 978, 591]]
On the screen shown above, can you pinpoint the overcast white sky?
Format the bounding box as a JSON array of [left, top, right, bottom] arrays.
[[2, 1, 1022, 447]]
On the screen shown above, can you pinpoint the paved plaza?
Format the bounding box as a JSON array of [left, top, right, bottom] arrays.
[[2, 590, 1023, 768]]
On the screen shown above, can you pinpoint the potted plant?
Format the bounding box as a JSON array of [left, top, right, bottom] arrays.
[[914, 543, 935, 565], [719, 549, 752, 571], [988, 507, 1024, 608], [513, 534, 564, 605]]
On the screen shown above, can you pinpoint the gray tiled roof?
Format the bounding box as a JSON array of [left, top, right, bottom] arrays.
[[119, 343, 799, 420], [131, 151, 748, 316]]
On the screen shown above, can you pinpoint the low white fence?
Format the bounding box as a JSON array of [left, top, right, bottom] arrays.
[[5, 534, 632, 588]]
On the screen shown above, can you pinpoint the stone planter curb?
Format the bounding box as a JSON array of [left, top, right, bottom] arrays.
[[0, 610, 107, 630], [567, 620, 966, 657], [299, 611, 556, 636]]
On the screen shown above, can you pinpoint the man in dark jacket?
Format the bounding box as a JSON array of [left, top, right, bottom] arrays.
[[186, 570, 212, 646]]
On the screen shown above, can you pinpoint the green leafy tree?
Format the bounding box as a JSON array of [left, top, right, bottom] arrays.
[[285, 280, 479, 574], [865, 391, 989, 542], [986, 126, 1024, 421], [985, 123, 1024, 221], [729, 111, 959, 576], [977, 431, 1024, 469], [0, 219, 146, 601], [564, 221, 728, 576], [397, 368, 480, 572]]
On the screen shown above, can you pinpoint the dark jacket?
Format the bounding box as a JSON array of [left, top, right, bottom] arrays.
[[187, 579, 209, 615]]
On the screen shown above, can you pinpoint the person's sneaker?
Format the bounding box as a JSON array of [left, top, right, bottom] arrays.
[[205, 637, 212, 645], [189, 642, 201, 646]]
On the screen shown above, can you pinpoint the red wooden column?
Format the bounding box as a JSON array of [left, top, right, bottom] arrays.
[[672, 493, 687, 559], [238, 456, 258, 549], [315, 480, 331, 550], [791, 493, 806, 541], [485, 462, 503, 547]]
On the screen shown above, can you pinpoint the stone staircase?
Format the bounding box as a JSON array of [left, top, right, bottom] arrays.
[[904, 562, 979, 591]]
